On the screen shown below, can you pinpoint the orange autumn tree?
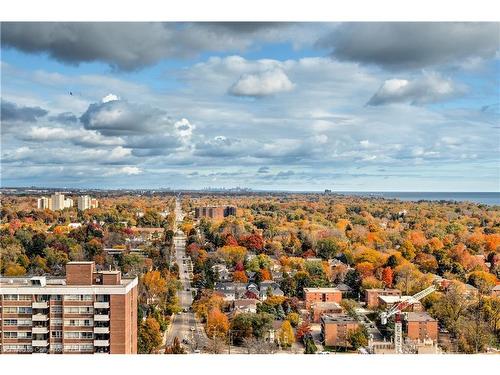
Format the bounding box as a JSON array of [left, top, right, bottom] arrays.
[[206, 308, 229, 338], [259, 268, 272, 281], [382, 266, 393, 287], [355, 262, 375, 278], [233, 270, 248, 283]]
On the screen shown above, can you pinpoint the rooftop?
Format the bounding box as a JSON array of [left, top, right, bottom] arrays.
[[0, 275, 136, 289], [321, 314, 358, 324], [379, 295, 417, 304], [406, 312, 437, 322], [365, 288, 401, 293], [304, 287, 341, 293], [310, 301, 342, 309]]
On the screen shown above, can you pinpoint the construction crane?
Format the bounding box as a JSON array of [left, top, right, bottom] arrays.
[[379, 284, 437, 353]]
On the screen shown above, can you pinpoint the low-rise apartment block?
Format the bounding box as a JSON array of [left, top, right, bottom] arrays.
[[304, 287, 342, 309], [0, 261, 138, 354], [405, 312, 438, 342], [365, 288, 402, 309], [320, 314, 360, 347]]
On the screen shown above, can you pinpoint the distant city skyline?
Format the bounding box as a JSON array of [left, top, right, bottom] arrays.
[[1, 22, 499, 191]]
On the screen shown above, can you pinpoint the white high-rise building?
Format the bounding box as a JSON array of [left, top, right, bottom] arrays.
[[64, 198, 74, 209], [37, 197, 52, 209], [78, 195, 91, 210], [77, 195, 98, 210], [49, 193, 73, 210], [50, 192, 65, 210]]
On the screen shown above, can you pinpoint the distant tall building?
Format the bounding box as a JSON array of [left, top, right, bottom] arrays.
[[39, 193, 73, 211], [37, 197, 52, 210], [195, 205, 237, 220], [51, 192, 65, 210], [77, 195, 98, 211], [63, 198, 73, 209]]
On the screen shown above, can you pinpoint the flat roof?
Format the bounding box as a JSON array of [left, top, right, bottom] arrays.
[[321, 314, 358, 323], [0, 276, 137, 295], [304, 287, 341, 293], [406, 312, 436, 322], [311, 301, 342, 309], [365, 288, 401, 292]]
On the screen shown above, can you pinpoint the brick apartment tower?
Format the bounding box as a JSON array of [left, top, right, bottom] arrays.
[[0, 261, 138, 354]]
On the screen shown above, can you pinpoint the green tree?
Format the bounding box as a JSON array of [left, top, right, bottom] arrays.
[[316, 238, 340, 260], [347, 326, 369, 349]]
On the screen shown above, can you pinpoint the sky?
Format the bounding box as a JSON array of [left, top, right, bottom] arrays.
[[1, 22, 499, 191]]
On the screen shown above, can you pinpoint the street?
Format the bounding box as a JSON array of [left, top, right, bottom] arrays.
[[164, 197, 208, 352]]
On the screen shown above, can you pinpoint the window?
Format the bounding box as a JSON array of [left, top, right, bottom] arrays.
[[51, 331, 62, 339], [50, 295, 62, 301], [19, 295, 33, 301], [4, 307, 32, 314], [18, 307, 33, 314], [51, 305, 63, 314], [95, 295, 110, 302], [18, 319, 32, 326], [4, 319, 17, 326], [64, 295, 93, 301], [64, 331, 79, 339], [18, 332, 32, 339], [64, 344, 93, 352], [64, 331, 93, 339], [64, 319, 93, 327], [4, 294, 18, 301], [4, 332, 18, 339], [50, 318, 63, 326], [64, 306, 94, 314]]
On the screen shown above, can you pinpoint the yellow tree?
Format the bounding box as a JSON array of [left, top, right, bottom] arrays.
[[217, 245, 247, 266], [278, 320, 295, 348], [141, 270, 167, 305]]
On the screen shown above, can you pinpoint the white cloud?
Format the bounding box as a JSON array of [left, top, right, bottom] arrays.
[[367, 73, 465, 106], [21, 126, 125, 147], [229, 69, 295, 97], [119, 166, 142, 175], [102, 93, 120, 103]]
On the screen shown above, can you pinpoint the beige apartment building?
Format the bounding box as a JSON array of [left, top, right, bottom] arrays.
[[77, 195, 99, 211], [0, 261, 137, 354], [37, 193, 74, 211]]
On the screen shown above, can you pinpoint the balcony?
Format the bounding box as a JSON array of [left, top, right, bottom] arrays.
[[32, 340, 49, 347], [94, 314, 109, 322], [93, 339, 110, 347], [32, 327, 49, 334], [32, 302, 48, 309], [32, 314, 48, 321], [93, 326, 110, 334], [93, 302, 110, 309]]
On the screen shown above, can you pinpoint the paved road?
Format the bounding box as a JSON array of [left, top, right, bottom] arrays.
[[164, 198, 208, 352]]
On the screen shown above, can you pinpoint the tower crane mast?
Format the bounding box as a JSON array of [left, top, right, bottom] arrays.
[[379, 284, 437, 353]]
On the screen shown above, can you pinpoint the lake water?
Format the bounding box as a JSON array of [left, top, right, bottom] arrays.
[[335, 192, 500, 206]]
